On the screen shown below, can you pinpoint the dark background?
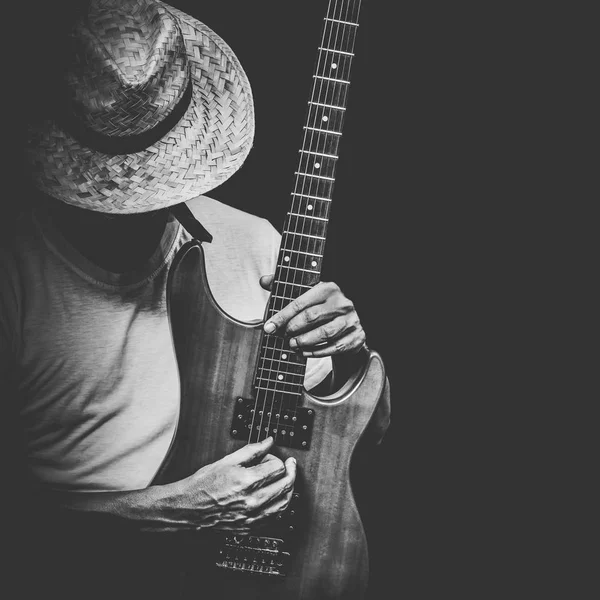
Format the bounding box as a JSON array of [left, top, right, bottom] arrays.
[[2, 1, 576, 599]]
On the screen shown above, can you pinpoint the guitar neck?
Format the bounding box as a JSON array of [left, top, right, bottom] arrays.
[[268, 0, 361, 318], [255, 0, 362, 407]]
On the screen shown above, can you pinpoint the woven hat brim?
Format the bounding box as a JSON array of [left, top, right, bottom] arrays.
[[26, 3, 255, 214]]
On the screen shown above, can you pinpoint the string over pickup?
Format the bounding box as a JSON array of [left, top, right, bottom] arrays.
[[230, 397, 315, 449]]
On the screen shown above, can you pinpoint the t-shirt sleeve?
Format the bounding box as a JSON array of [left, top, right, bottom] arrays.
[[266, 226, 332, 391]]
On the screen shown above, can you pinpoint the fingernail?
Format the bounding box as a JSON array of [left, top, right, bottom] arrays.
[[264, 322, 276, 333], [289, 338, 297, 349]]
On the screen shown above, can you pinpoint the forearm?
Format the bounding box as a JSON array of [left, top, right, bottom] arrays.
[[26, 482, 183, 533]]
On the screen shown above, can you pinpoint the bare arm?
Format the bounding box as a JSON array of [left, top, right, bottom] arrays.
[[24, 437, 296, 534]]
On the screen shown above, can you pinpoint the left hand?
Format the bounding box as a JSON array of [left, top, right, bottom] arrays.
[[260, 276, 366, 358]]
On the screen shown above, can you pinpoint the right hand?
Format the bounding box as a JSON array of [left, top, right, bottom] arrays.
[[156, 437, 296, 532]]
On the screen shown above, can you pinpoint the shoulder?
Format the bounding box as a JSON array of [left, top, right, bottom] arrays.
[[181, 196, 280, 321], [185, 195, 280, 246]]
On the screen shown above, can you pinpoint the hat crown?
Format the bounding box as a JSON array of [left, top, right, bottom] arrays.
[[67, 0, 189, 137]]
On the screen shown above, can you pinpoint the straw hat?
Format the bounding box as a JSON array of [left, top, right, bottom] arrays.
[[26, 0, 255, 214]]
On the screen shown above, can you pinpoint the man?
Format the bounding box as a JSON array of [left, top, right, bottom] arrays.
[[1, 1, 390, 598]]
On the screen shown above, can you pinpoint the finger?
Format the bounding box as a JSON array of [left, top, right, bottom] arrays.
[[297, 327, 366, 358], [263, 282, 336, 334], [219, 437, 274, 467], [288, 315, 360, 350], [246, 454, 287, 486], [257, 453, 283, 465], [284, 298, 358, 340], [259, 274, 274, 291], [250, 457, 297, 508], [244, 486, 294, 526]]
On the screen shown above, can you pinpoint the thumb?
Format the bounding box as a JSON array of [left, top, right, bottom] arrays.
[[220, 436, 275, 466], [259, 274, 274, 291]]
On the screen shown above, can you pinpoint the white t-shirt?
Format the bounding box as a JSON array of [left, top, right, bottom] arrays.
[[0, 195, 331, 492]]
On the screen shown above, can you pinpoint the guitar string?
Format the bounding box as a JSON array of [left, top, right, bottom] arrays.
[[269, 0, 340, 442], [265, 0, 336, 444], [257, 0, 339, 445], [271, 0, 361, 444], [250, 0, 360, 446], [266, 0, 360, 443], [257, 0, 357, 445], [269, 0, 354, 441]]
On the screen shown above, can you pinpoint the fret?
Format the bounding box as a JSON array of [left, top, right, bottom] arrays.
[[281, 240, 325, 264], [315, 51, 353, 83], [324, 17, 359, 27], [276, 253, 322, 272], [285, 248, 323, 257], [259, 337, 304, 359], [269, 293, 320, 313], [256, 373, 305, 387], [257, 365, 306, 381], [285, 214, 328, 238], [273, 269, 320, 291], [295, 171, 335, 181], [296, 156, 335, 181], [261, 344, 304, 360], [291, 175, 334, 199], [283, 231, 326, 241], [310, 79, 349, 110], [256, 372, 305, 385], [273, 281, 314, 291], [322, 9, 359, 46], [258, 371, 304, 386], [327, 1, 361, 23], [277, 248, 324, 264], [306, 101, 345, 133], [297, 153, 337, 176], [303, 126, 342, 136], [300, 130, 341, 156], [308, 101, 345, 112], [270, 289, 320, 304], [313, 75, 350, 85], [318, 47, 354, 57], [288, 212, 327, 221], [291, 192, 331, 202], [320, 26, 358, 57], [255, 385, 302, 396], [278, 264, 320, 274], [271, 282, 317, 302], [289, 195, 330, 219], [257, 355, 304, 369], [299, 150, 338, 165], [297, 156, 336, 180]]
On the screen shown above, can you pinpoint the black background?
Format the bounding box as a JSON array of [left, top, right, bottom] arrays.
[[2, 1, 576, 598]]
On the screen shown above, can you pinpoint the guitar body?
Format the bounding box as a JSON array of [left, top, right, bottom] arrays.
[[152, 241, 386, 599]]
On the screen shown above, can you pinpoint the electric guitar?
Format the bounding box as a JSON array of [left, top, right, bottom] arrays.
[[152, 1, 386, 598]]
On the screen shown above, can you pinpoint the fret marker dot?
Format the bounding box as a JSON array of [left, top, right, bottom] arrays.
[[284, 256, 290, 262], [331, 63, 338, 69], [282, 353, 288, 359], [278, 374, 283, 380], [322, 115, 328, 122], [311, 260, 317, 267], [314, 162, 321, 169], [307, 204, 313, 210]]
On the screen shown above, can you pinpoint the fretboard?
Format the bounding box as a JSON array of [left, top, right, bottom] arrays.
[[252, 0, 362, 417]]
